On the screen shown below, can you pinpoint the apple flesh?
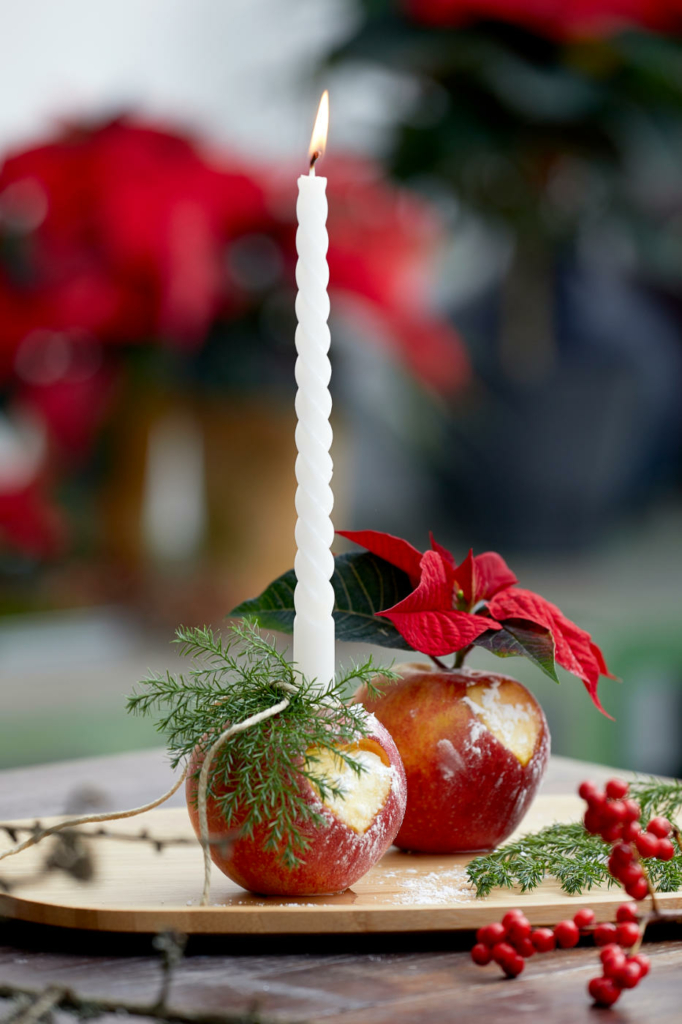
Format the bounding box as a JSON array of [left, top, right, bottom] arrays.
[[186, 715, 407, 895], [355, 663, 550, 853]]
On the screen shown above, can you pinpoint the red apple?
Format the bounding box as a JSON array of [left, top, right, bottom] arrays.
[[356, 663, 550, 853], [186, 715, 407, 895]]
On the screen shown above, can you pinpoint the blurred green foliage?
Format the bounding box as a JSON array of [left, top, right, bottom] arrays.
[[331, 5, 682, 285]]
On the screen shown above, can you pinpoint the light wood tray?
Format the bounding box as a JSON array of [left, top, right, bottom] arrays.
[[1, 795, 680, 934]]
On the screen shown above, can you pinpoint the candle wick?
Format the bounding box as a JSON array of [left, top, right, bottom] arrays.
[[309, 150, 320, 174]]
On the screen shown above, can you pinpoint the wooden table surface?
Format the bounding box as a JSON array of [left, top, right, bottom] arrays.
[[1, 750, 680, 1023]]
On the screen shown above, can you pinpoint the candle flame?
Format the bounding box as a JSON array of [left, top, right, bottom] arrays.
[[308, 91, 329, 170]]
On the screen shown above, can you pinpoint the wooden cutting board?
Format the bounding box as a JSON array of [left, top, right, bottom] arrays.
[[1, 795, 679, 934]]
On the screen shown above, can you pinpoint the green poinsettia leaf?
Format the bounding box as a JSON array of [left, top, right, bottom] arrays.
[[231, 551, 415, 650], [473, 617, 560, 683]]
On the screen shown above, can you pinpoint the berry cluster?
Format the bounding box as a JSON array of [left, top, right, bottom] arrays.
[[580, 778, 675, 903], [469, 777, 678, 1010], [470, 900, 650, 1007], [587, 902, 650, 1007], [471, 907, 596, 978]]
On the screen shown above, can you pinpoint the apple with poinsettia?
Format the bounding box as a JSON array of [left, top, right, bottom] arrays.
[[186, 713, 406, 895], [236, 529, 614, 853]]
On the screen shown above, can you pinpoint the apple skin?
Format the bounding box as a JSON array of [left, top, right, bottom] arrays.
[[186, 715, 407, 895], [355, 663, 550, 854]]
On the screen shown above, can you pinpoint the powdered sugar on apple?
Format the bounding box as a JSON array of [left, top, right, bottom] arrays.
[[436, 737, 466, 780], [465, 717, 486, 757], [461, 679, 532, 749]]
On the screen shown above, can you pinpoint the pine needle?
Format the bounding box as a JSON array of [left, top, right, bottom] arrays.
[[127, 621, 395, 869], [467, 778, 682, 898]]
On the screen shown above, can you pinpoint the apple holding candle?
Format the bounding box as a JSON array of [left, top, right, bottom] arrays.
[[236, 530, 614, 854], [186, 715, 406, 895]]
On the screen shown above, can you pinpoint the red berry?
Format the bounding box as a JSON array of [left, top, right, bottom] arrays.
[[606, 779, 629, 800], [478, 922, 507, 946], [531, 928, 556, 953], [501, 910, 526, 929], [617, 921, 641, 948], [622, 820, 642, 842], [623, 799, 641, 822], [579, 781, 601, 803], [600, 943, 624, 968], [619, 862, 644, 888], [615, 961, 643, 989], [583, 808, 604, 835], [502, 953, 525, 978], [554, 920, 580, 948], [656, 838, 675, 862], [471, 942, 493, 966], [573, 908, 595, 930], [594, 922, 618, 946], [609, 850, 634, 881], [604, 800, 628, 825], [589, 976, 621, 1007], [601, 823, 623, 843], [616, 902, 640, 923], [508, 921, 531, 944], [635, 831, 660, 859], [610, 841, 634, 866], [492, 942, 517, 965], [630, 953, 650, 977], [647, 817, 672, 839], [513, 936, 535, 958], [603, 950, 627, 978], [625, 877, 650, 901]]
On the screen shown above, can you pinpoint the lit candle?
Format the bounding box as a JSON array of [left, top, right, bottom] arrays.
[[293, 91, 335, 691]]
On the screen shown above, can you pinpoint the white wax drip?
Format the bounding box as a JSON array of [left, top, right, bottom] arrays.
[[293, 173, 335, 691]]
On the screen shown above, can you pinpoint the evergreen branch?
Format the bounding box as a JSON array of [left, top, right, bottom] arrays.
[[467, 778, 682, 898], [467, 823, 614, 898], [127, 622, 397, 870], [630, 778, 682, 825]]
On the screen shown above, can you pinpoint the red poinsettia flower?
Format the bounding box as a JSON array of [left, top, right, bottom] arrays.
[[0, 482, 65, 559], [0, 120, 469, 560], [404, 0, 682, 40], [338, 529, 615, 715]]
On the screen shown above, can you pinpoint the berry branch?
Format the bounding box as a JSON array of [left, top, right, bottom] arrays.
[[0, 825, 235, 896], [469, 775, 682, 1009], [0, 931, 269, 1024], [467, 777, 682, 897], [0, 769, 189, 870]]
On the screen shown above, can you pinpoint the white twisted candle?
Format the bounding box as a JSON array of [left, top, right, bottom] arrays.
[[292, 168, 335, 691]]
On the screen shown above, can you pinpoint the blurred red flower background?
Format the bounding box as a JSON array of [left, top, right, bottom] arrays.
[[0, 118, 467, 560], [405, 0, 682, 38]]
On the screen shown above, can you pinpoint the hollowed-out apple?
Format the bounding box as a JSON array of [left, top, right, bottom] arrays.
[[355, 663, 550, 853], [186, 716, 407, 895]]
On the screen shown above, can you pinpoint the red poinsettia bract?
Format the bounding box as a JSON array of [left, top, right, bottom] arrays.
[[338, 529, 614, 715]]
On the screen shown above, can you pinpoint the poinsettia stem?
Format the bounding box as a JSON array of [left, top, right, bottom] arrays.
[[429, 654, 453, 672], [454, 646, 472, 669]]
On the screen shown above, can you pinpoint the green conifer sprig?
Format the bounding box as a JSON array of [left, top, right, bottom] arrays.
[[127, 621, 394, 869], [467, 780, 682, 898]]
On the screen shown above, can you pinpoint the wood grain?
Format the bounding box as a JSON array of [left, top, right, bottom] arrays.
[[2, 751, 681, 1024], [2, 796, 680, 934]]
